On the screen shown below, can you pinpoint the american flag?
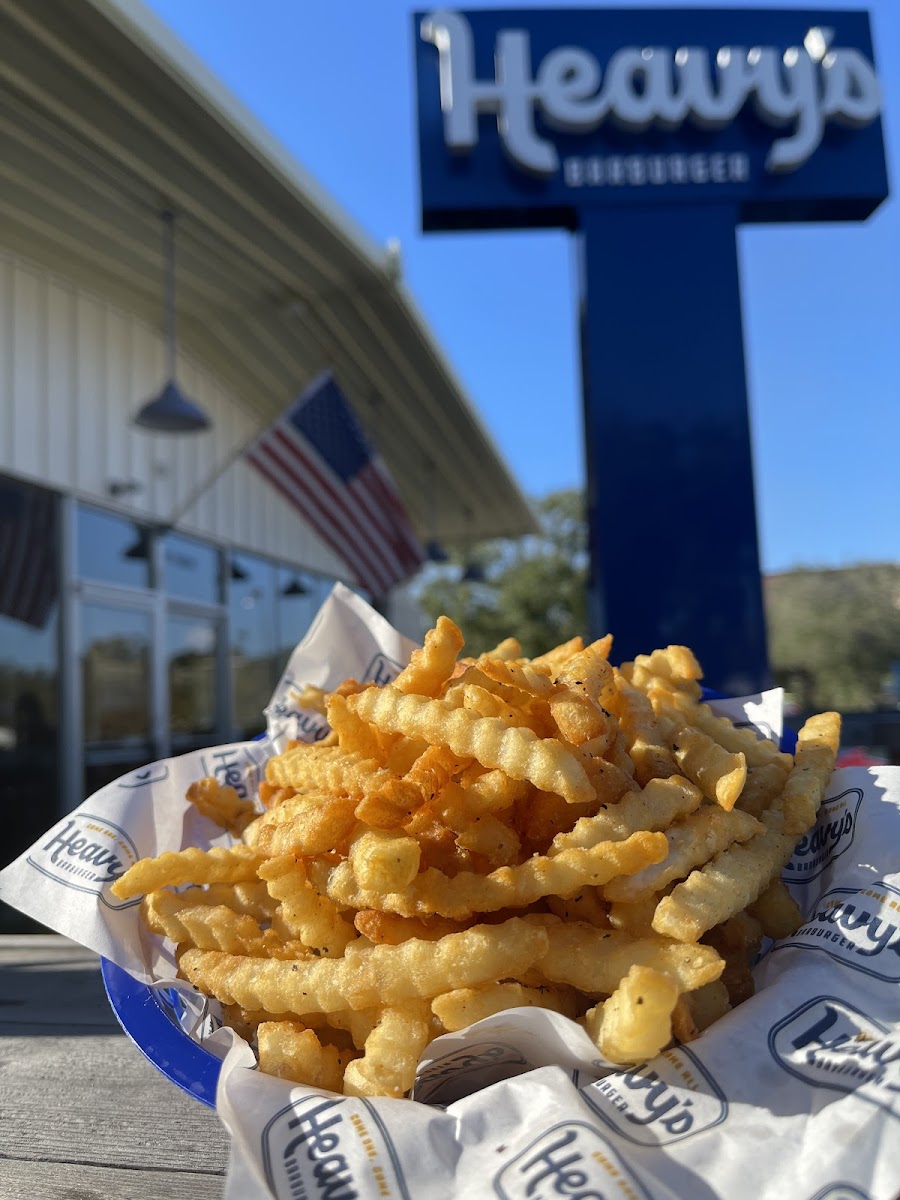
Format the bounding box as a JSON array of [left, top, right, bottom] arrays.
[[244, 374, 425, 597], [0, 480, 58, 629]]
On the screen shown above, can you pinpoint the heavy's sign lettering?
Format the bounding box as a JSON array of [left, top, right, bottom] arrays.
[[415, 8, 888, 228]]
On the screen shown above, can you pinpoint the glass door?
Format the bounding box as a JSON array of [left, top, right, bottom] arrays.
[[79, 593, 156, 794], [166, 605, 227, 755]]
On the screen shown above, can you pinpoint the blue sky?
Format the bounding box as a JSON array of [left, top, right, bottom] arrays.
[[146, 0, 900, 575]]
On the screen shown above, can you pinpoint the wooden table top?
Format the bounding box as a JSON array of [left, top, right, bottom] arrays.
[[0, 934, 230, 1199]]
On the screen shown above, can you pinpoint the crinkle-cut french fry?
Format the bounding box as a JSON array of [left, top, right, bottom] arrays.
[[529, 636, 584, 675], [111, 844, 262, 900], [583, 965, 679, 1065], [610, 674, 679, 785], [603, 807, 764, 903], [529, 918, 723, 994], [292, 682, 329, 716], [748, 878, 804, 940], [257, 1022, 354, 1092], [259, 855, 357, 956], [432, 982, 581, 1031], [393, 615, 465, 697], [325, 693, 387, 760], [635, 645, 703, 686], [703, 913, 763, 1006], [320, 831, 667, 921], [781, 711, 841, 836], [186, 776, 258, 836], [479, 636, 523, 662], [346, 685, 595, 805], [349, 830, 421, 893], [546, 887, 611, 928], [476, 658, 556, 700], [256, 794, 359, 858], [650, 817, 796, 943], [661, 690, 793, 771], [266, 743, 402, 802], [576, 753, 639, 807], [607, 896, 660, 938], [460, 768, 531, 813], [196, 882, 278, 922], [353, 910, 467, 945], [516, 790, 600, 849], [671, 979, 732, 1044], [549, 775, 702, 855], [141, 891, 309, 959], [178, 919, 550, 1016], [221, 1003, 273, 1042], [736, 762, 789, 819], [455, 813, 521, 866], [343, 1001, 432, 1098], [659, 717, 747, 810]]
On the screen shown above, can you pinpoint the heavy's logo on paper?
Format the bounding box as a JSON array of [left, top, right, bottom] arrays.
[[27, 813, 140, 909], [199, 745, 266, 798], [581, 1046, 728, 1145], [494, 1122, 652, 1200], [262, 1095, 409, 1200], [769, 996, 900, 1119], [783, 787, 863, 884], [414, 1042, 528, 1105], [363, 652, 405, 687], [774, 881, 900, 981]]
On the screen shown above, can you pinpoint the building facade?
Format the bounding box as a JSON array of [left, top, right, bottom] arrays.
[[0, 0, 533, 925]]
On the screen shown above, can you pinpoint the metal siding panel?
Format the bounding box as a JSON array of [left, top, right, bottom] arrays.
[[0, 252, 13, 469], [103, 303, 132, 499], [11, 260, 43, 478], [45, 275, 77, 489], [74, 291, 105, 495]]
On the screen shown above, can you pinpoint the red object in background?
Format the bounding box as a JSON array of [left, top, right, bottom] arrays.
[[836, 746, 889, 768]]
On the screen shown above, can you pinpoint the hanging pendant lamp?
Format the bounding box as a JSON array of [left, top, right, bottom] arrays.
[[134, 210, 211, 434]]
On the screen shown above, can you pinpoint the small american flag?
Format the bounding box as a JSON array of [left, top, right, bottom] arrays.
[[0, 480, 58, 629], [244, 374, 425, 597]]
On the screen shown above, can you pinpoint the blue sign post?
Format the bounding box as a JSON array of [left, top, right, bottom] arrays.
[[414, 8, 888, 692]]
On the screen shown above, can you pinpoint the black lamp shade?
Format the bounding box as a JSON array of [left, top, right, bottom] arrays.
[[135, 380, 210, 434], [426, 540, 449, 563]]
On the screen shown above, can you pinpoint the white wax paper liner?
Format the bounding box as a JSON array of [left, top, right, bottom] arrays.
[[0, 583, 898, 1199]]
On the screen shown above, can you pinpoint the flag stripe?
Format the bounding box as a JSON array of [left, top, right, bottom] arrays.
[[270, 428, 400, 595], [243, 374, 425, 596], [249, 436, 395, 597], [245, 445, 373, 590]]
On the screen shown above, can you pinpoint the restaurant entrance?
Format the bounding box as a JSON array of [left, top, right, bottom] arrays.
[[78, 584, 228, 797]]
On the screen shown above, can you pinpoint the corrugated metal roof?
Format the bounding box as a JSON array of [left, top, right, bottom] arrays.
[[0, 0, 537, 542]]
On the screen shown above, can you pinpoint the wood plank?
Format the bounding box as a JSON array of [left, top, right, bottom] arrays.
[[0, 938, 118, 1028], [0, 1033, 230, 1172], [0, 936, 230, 1182], [0, 1158, 225, 1200]]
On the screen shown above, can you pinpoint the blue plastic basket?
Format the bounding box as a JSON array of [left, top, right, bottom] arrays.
[[101, 706, 798, 1107]]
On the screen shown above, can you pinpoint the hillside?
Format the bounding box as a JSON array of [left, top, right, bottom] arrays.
[[765, 563, 900, 712]]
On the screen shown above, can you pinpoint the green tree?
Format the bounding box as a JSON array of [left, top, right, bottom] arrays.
[[416, 489, 588, 657], [765, 565, 900, 712]]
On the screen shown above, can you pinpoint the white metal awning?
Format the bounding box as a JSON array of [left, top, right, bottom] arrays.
[[0, 0, 537, 543]]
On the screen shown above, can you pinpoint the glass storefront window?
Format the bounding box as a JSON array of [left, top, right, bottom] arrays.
[[81, 604, 152, 747], [168, 613, 218, 750], [0, 478, 59, 930], [163, 533, 220, 605], [229, 553, 278, 740], [277, 567, 330, 667], [77, 505, 150, 589]]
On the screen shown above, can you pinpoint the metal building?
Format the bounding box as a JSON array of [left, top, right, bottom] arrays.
[[0, 0, 532, 916]]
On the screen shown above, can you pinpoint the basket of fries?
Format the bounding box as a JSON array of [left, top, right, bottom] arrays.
[[2, 583, 899, 1200]]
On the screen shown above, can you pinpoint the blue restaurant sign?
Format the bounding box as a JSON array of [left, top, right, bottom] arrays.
[[414, 8, 888, 692]]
